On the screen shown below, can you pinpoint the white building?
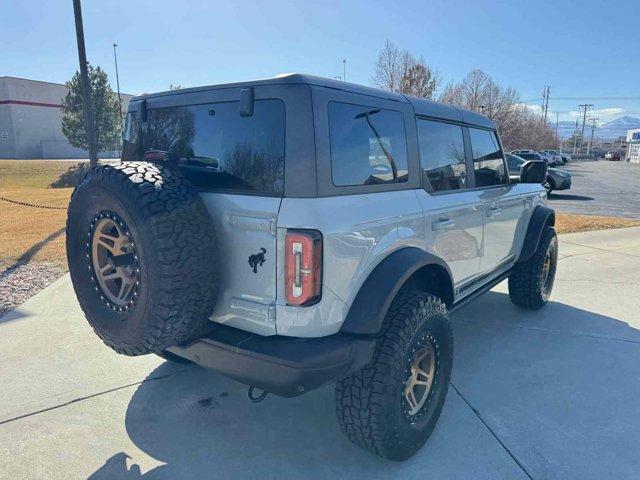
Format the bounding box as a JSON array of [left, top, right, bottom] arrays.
[[0, 76, 131, 159], [627, 128, 640, 164]]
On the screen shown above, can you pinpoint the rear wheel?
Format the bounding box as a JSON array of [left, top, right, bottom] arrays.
[[335, 292, 453, 461]]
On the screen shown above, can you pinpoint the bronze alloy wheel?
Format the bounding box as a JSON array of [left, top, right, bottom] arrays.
[[540, 241, 555, 300], [403, 336, 438, 419], [88, 211, 140, 312]]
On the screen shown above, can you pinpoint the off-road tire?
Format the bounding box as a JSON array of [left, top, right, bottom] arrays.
[[66, 161, 218, 356], [508, 226, 558, 310], [335, 292, 453, 461]]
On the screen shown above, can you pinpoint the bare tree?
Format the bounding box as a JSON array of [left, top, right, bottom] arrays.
[[372, 40, 403, 92], [372, 40, 438, 99], [438, 69, 557, 150]]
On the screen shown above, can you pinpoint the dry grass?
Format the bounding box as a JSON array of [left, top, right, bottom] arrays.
[[1, 160, 639, 269], [555, 213, 640, 234], [0, 160, 79, 270]]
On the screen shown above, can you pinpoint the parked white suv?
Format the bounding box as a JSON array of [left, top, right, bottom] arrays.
[[66, 74, 557, 461]]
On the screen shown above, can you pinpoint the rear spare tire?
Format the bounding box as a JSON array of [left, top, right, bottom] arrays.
[[66, 161, 218, 355]]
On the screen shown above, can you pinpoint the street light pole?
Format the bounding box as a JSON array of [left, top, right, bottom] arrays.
[[72, 0, 98, 167], [113, 43, 123, 128]]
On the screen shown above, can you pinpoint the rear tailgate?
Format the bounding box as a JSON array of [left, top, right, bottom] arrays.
[[201, 193, 281, 336]]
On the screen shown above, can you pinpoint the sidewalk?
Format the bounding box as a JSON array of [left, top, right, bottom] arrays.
[[1, 227, 639, 479]]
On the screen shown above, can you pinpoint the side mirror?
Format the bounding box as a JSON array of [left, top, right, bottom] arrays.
[[520, 160, 547, 184]]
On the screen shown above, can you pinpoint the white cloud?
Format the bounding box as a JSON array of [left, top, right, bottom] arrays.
[[520, 104, 627, 125]]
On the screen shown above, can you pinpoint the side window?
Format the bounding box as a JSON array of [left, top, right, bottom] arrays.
[[416, 119, 467, 192], [135, 99, 285, 195], [328, 102, 408, 187], [469, 128, 508, 187]]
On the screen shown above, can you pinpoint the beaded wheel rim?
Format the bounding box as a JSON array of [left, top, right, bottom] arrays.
[[86, 211, 140, 313]]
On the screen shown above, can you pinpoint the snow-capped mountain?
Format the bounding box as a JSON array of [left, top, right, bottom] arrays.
[[554, 116, 640, 140]]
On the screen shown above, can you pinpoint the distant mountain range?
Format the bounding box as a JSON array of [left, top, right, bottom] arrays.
[[554, 116, 640, 140]]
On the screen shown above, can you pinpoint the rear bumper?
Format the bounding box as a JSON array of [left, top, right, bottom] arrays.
[[167, 324, 375, 397]]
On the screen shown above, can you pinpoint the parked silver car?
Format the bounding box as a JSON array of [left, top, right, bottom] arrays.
[[66, 74, 557, 461]]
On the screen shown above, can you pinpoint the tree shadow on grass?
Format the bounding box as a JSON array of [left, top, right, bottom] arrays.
[[48, 162, 90, 189], [1, 227, 65, 274]]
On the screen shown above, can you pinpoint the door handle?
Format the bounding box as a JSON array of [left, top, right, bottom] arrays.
[[432, 218, 455, 231]]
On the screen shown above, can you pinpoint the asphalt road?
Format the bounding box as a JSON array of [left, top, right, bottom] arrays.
[[547, 159, 640, 219], [1, 227, 639, 479]]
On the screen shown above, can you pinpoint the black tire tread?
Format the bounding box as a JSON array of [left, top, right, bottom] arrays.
[[508, 226, 556, 310], [67, 161, 218, 355], [335, 291, 451, 460]]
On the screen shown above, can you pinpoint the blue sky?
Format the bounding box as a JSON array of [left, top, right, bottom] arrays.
[[2, 0, 639, 125]]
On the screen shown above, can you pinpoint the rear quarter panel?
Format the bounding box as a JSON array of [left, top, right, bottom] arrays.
[[275, 190, 426, 336]]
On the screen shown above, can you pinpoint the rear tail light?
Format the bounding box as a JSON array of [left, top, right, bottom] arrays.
[[285, 229, 322, 306]]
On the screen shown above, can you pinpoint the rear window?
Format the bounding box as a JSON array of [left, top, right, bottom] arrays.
[[328, 102, 408, 187], [122, 99, 285, 195]]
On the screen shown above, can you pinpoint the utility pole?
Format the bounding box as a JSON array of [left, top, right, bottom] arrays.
[[554, 111, 559, 137], [112, 43, 123, 129], [578, 104, 593, 152], [342, 59, 346, 82], [542, 86, 550, 123], [572, 116, 580, 155], [588, 117, 598, 154], [72, 0, 98, 167]]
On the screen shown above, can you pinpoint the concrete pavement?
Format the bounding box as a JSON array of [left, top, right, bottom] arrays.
[[1, 227, 639, 479]]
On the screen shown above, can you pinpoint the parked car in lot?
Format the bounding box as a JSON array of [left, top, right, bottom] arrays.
[[507, 153, 571, 194], [511, 149, 558, 166], [605, 151, 621, 161], [542, 149, 569, 164]]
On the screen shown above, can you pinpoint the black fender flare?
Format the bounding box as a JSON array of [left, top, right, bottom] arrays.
[[340, 248, 454, 335], [517, 205, 556, 263]]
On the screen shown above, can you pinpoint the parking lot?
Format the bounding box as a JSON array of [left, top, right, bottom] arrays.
[[1, 227, 639, 479], [547, 159, 640, 219]]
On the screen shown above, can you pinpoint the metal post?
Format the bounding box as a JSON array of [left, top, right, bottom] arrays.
[[579, 104, 593, 152], [113, 43, 123, 128], [588, 117, 598, 155], [72, 0, 98, 166], [343, 59, 346, 82]]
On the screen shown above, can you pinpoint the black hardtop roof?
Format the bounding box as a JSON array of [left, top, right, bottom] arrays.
[[131, 73, 495, 129]]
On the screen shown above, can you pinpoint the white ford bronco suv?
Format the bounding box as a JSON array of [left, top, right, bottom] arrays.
[[66, 74, 557, 461]]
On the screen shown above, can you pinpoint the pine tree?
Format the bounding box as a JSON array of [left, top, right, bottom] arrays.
[[61, 64, 121, 152]]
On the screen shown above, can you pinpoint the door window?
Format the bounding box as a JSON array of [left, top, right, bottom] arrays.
[[469, 128, 508, 187], [328, 102, 408, 186], [417, 119, 467, 192]]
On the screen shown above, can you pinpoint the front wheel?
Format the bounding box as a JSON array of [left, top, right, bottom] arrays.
[[335, 292, 453, 461], [508, 226, 558, 310]]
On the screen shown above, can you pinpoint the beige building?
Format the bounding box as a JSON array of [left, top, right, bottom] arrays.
[[0, 76, 131, 159]]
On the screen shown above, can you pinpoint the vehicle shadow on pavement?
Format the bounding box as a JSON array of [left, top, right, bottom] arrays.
[[88, 292, 640, 480], [548, 193, 594, 201]]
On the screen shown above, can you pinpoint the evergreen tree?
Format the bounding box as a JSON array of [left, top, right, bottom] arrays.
[[61, 64, 121, 152]]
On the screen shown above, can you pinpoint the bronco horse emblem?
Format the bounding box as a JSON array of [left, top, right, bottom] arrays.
[[248, 248, 267, 274]]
